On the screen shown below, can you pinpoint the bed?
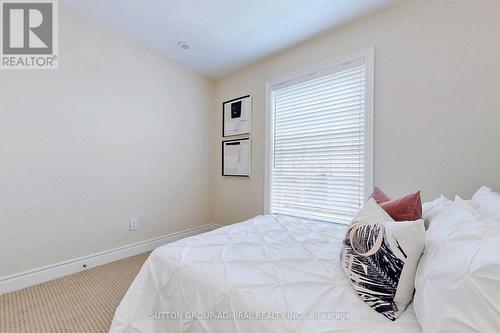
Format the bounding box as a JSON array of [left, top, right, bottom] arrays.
[[109, 214, 421, 333]]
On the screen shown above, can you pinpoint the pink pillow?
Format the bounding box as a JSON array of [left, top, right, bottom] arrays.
[[370, 187, 422, 221], [370, 187, 391, 204]]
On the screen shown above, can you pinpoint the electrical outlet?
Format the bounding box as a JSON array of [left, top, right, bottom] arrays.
[[129, 218, 139, 231]]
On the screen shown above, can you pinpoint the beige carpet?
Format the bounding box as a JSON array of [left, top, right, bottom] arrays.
[[0, 252, 150, 333]]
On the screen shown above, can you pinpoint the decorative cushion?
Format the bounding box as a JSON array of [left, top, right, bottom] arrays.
[[370, 186, 391, 204], [341, 198, 426, 321], [380, 191, 422, 221], [369, 188, 423, 221]]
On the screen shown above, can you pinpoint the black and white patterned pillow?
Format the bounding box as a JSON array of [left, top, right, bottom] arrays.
[[340, 198, 425, 320]]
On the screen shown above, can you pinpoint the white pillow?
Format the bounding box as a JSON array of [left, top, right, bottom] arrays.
[[422, 195, 452, 229], [414, 201, 500, 332], [354, 196, 394, 223], [455, 195, 479, 210], [472, 186, 500, 221], [340, 198, 425, 321]]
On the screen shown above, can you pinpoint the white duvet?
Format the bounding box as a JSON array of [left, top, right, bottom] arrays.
[[109, 215, 421, 333]]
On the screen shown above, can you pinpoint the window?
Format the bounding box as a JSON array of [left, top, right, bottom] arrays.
[[265, 49, 373, 224]]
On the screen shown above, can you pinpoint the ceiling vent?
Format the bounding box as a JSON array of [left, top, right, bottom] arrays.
[[177, 41, 190, 50]]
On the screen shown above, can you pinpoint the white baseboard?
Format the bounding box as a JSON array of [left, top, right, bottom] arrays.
[[0, 223, 221, 295]]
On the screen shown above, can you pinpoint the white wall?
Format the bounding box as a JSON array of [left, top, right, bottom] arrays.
[[3, 0, 500, 277], [211, 0, 500, 225], [0, 8, 214, 277]]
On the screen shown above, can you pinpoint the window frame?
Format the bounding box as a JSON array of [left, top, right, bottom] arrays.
[[264, 48, 374, 223]]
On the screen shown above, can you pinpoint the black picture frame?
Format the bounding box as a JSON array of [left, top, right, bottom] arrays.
[[222, 95, 251, 138], [222, 138, 251, 177]]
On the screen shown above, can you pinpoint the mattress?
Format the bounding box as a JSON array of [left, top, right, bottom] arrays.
[[109, 215, 421, 333]]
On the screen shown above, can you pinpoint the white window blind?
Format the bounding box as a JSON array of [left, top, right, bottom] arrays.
[[270, 58, 370, 224]]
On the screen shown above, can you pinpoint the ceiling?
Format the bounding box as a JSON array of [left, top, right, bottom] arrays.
[[62, 0, 397, 79]]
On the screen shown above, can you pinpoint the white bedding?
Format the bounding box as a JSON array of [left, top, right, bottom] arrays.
[[109, 215, 421, 333], [414, 199, 500, 332]]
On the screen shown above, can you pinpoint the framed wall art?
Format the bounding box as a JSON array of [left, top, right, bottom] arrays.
[[222, 138, 251, 177], [222, 95, 251, 137]]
